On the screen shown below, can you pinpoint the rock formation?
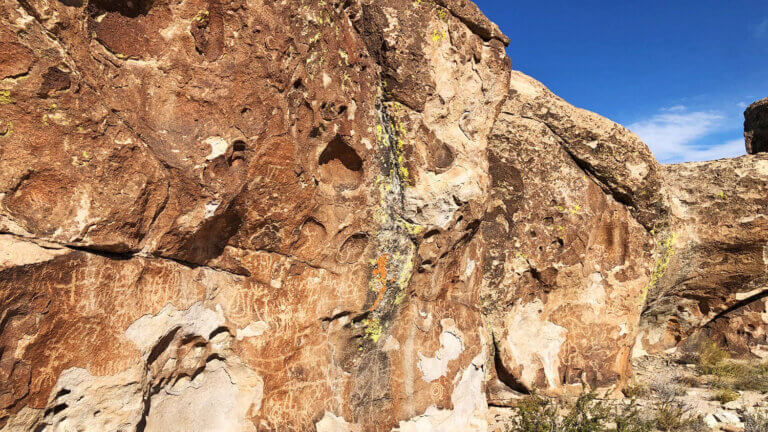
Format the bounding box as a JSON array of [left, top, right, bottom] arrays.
[[745, 97, 768, 154], [0, 0, 766, 430], [638, 154, 768, 358]]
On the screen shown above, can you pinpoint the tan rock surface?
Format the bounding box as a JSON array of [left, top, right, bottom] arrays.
[[0, 0, 510, 430], [638, 154, 768, 358], [1, 0, 767, 429], [482, 72, 653, 395]]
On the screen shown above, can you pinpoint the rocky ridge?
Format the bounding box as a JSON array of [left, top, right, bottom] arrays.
[[0, 0, 766, 431]]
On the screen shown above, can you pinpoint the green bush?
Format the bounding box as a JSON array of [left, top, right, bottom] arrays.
[[503, 392, 652, 432], [697, 340, 729, 374], [712, 388, 739, 404], [652, 396, 706, 432]]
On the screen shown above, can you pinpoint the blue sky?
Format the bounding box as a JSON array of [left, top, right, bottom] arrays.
[[475, 0, 768, 163]]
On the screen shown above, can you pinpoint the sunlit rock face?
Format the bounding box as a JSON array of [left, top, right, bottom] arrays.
[[638, 154, 768, 359], [0, 0, 508, 430], [481, 71, 654, 396], [2, 0, 768, 429]]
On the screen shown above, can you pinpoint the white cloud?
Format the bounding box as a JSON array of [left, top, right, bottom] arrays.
[[755, 18, 768, 38], [679, 139, 745, 162], [627, 110, 734, 162]]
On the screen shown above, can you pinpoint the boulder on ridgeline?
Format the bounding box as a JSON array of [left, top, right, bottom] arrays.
[[745, 97, 768, 154]]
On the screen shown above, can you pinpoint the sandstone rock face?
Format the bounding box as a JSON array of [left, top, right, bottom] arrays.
[[1, 0, 768, 429], [498, 72, 665, 230], [638, 154, 768, 358], [481, 71, 654, 395], [745, 97, 768, 154], [0, 0, 510, 430]]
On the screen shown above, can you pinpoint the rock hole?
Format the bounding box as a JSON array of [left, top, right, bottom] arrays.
[[318, 135, 363, 189], [230, 140, 247, 164], [337, 233, 369, 263], [54, 389, 71, 399], [91, 0, 154, 17], [45, 403, 68, 417], [293, 78, 304, 89], [208, 326, 231, 339], [423, 229, 440, 240]]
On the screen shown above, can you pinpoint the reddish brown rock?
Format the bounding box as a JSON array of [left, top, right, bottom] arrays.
[[0, 0, 509, 430], [1, 0, 766, 428], [501, 72, 664, 230], [745, 97, 768, 154]]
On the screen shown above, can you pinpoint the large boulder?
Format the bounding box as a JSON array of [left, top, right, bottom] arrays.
[[637, 154, 768, 358], [745, 97, 768, 154], [0, 0, 510, 430], [481, 71, 654, 396]]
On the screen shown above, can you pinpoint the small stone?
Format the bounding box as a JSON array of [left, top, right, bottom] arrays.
[[703, 414, 718, 428], [714, 410, 741, 424]]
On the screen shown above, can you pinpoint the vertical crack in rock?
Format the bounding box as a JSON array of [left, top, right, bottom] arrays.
[[350, 100, 417, 418]]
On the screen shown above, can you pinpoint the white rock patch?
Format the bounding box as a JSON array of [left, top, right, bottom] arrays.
[[204, 136, 229, 161], [502, 300, 567, 390], [417, 319, 464, 382]]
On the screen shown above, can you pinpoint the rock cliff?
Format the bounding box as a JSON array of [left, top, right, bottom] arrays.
[[0, 0, 766, 431]]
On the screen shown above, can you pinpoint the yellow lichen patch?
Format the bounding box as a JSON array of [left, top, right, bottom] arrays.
[[643, 232, 678, 300], [431, 29, 446, 42], [194, 9, 209, 23], [363, 317, 383, 343], [0, 90, 13, 105]]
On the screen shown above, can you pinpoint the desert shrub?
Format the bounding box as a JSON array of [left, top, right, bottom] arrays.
[[503, 392, 651, 432], [504, 392, 560, 432], [560, 392, 611, 431], [697, 340, 729, 374], [712, 388, 739, 404], [696, 340, 768, 392], [612, 401, 653, 432], [744, 409, 768, 432], [676, 375, 702, 387], [622, 383, 649, 399], [652, 396, 706, 432]]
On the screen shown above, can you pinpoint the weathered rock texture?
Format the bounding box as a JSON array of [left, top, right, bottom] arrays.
[[1, 0, 767, 430], [0, 0, 509, 430], [745, 97, 768, 154], [481, 72, 655, 396], [638, 155, 768, 358]]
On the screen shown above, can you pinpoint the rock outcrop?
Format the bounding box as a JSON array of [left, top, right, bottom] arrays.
[[0, 0, 509, 430], [481, 72, 655, 395], [638, 154, 768, 358], [1, 0, 767, 430], [745, 97, 768, 154]]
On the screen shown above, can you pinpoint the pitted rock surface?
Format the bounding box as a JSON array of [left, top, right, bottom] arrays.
[[1, 0, 768, 430]]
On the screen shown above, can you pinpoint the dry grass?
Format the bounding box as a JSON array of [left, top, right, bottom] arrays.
[[696, 340, 768, 393], [712, 388, 739, 404]]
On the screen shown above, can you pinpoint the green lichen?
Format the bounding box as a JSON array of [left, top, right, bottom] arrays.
[[363, 317, 383, 343], [644, 232, 678, 300], [0, 90, 12, 105], [715, 191, 726, 199]]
